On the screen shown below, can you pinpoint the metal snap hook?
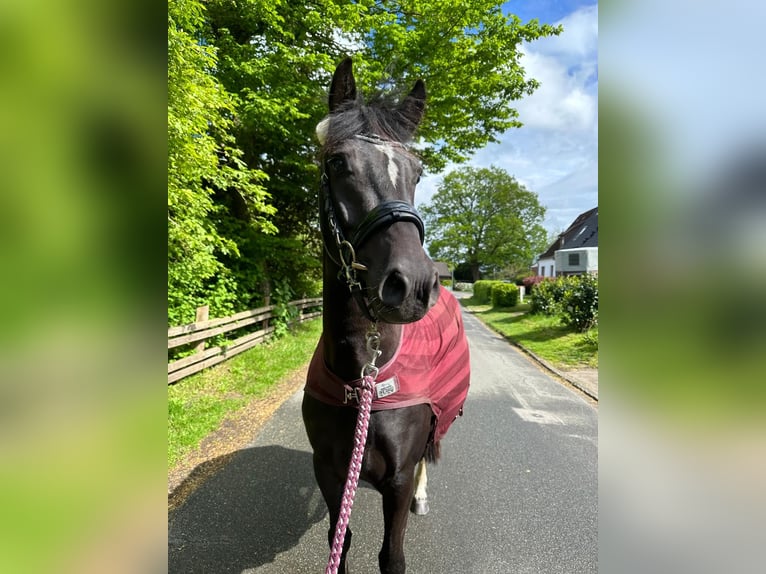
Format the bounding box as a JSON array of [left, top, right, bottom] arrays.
[[339, 240, 356, 267]]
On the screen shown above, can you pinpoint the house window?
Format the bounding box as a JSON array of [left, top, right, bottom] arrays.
[[541, 266, 545, 277], [568, 253, 580, 266]]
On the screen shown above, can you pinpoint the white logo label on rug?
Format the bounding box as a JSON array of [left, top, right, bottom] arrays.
[[375, 377, 399, 399]]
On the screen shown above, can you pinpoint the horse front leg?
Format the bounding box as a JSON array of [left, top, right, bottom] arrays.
[[378, 470, 416, 574], [410, 458, 429, 515], [313, 454, 353, 574]]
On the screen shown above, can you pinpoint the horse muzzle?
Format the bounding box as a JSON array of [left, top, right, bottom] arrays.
[[371, 260, 440, 323]]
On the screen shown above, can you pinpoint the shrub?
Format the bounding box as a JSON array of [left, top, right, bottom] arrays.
[[561, 273, 599, 332], [473, 280, 495, 303], [522, 275, 547, 294], [270, 279, 300, 338], [453, 282, 473, 292], [491, 282, 519, 307], [530, 277, 566, 315]]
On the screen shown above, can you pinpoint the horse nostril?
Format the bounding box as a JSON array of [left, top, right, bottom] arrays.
[[380, 270, 410, 308], [424, 270, 440, 307]]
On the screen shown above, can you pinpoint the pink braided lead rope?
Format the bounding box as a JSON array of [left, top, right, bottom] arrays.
[[325, 325, 381, 574], [325, 376, 374, 574]]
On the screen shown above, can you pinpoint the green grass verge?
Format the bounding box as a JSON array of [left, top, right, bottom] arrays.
[[461, 298, 598, 369], [168, 318, 322, 468]]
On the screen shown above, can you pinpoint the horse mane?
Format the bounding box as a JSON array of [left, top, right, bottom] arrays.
[[320, 96, 419, 152]]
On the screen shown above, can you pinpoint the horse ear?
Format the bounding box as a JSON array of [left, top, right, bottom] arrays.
[[329, 57, 357, 112], [398, 79, 426, 133]]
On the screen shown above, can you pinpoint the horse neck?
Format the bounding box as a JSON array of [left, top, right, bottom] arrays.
[[322, 255, 402, 382]]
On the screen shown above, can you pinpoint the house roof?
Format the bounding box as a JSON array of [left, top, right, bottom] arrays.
[[434, 261, 451, 278], [539, 207, 598, 259]]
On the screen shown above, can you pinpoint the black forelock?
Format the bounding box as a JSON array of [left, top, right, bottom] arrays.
[[321, 99, 418, 152]]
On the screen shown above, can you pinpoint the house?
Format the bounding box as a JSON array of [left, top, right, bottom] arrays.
[[434, 261, 451, 280], [532, 207, 598, 277]]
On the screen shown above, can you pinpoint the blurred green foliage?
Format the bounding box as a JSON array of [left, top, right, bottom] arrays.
[[600, 92, 766, 423], [599, 4, 766, 571], [0, 3, 167, 572]]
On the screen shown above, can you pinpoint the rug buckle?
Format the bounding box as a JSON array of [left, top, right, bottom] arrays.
[[343, 385, 359, 405]]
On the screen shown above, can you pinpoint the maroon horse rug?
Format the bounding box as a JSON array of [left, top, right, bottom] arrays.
[[305, 286, 470, 444]]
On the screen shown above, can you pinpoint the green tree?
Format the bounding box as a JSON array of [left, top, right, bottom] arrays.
[[168, 0, 276, 325], [421, 166, 547, 281], [206, 0, 560, 171], [205, 0, 558, 308], [167, 0, 560, 324]]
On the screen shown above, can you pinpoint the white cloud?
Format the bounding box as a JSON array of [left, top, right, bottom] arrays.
[[515, 48, 596, 132], [532, 3, 598, 63], [515, 4, 597, 134]]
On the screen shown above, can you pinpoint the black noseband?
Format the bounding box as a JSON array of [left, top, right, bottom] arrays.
[[350, 200, 425, 248], [319, 174, 425, 270]]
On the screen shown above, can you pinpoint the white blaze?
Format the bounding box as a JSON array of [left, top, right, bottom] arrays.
[[381, 144, 399, 189]]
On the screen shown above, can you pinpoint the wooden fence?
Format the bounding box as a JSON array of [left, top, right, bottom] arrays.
[[167, 298, 322, 384]]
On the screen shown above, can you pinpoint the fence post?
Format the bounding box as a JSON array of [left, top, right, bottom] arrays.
[[194, 305, 209, 354]]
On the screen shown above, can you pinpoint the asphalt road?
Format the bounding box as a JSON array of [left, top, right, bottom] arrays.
[[169, 306, 598, 573]]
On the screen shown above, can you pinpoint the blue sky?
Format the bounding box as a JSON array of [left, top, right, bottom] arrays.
[[503, 0, 591, 24], [418, 1, 598, 237]]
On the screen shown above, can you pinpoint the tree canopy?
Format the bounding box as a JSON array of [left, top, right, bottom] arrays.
[[168, 0, 560, 324], [420, 166, 548, 281], [168, 0, 278, 326]]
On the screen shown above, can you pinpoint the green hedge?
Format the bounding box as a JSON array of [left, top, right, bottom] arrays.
[[474, 280, 520, 307], [473, 280, 500, 303], [491, 282, 519, 307]]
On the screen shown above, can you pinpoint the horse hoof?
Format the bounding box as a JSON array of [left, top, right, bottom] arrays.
[[410, 498, 429, 515]]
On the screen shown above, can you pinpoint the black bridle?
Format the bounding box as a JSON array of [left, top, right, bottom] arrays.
[[319, 135, 426, 321]]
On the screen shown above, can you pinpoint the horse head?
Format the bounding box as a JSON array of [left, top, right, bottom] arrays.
[[317, 58, 439, 324]]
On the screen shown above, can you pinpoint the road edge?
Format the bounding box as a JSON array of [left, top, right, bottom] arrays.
[[460, 304, 599, 405]]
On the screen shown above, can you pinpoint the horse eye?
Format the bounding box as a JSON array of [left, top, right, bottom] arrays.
[[326, 155, 347, 174]]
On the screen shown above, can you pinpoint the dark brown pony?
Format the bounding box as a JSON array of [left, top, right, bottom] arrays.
[[302, 58, 469, 574]]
